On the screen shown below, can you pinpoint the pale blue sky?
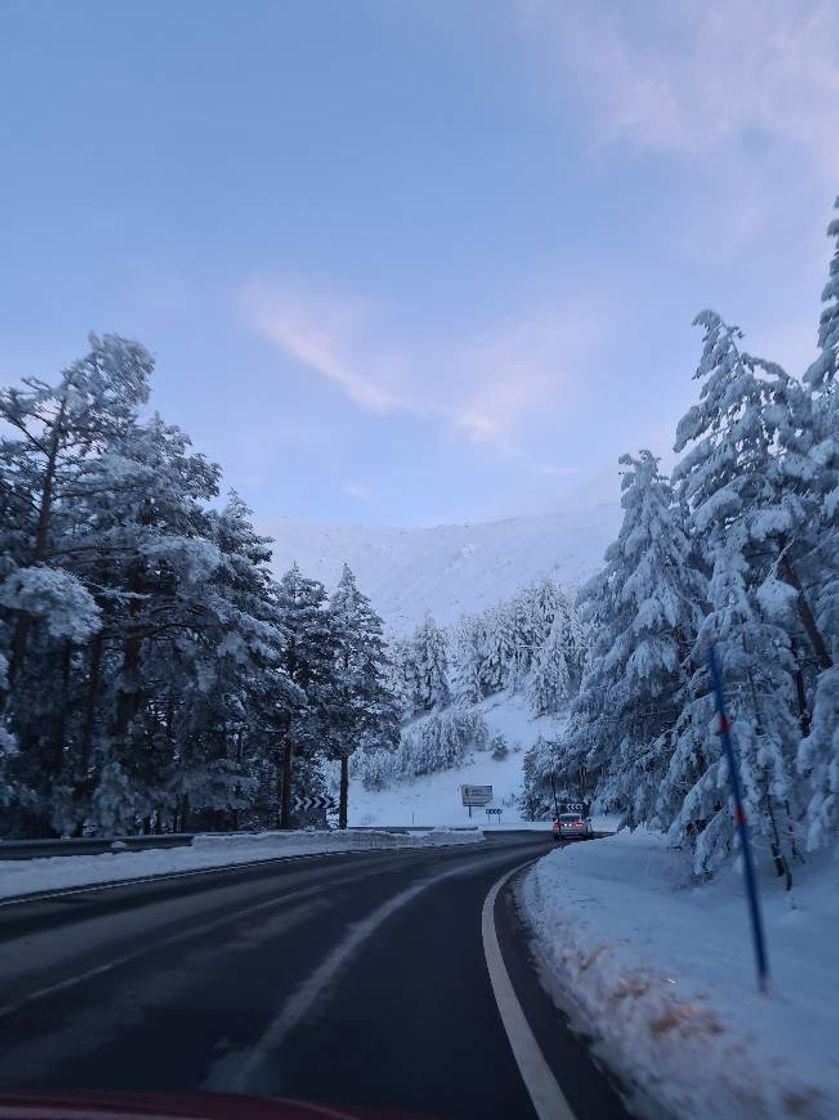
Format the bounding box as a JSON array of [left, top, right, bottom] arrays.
[[1, 0, 837, 526]]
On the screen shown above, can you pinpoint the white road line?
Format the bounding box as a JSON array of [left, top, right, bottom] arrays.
[[482, 862, 577, 1120], [216, 849, 520, 1093], [221, 877, 431, 1093]]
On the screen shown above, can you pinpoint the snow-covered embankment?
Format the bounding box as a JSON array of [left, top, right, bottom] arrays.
[[520, 831, 839, 1120], [0, 828, 484, 902]]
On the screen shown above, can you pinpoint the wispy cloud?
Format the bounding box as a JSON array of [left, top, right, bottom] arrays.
[[520, 0, 839, 170], [518, 0, 839, 266], [242, 283, 600, 445]]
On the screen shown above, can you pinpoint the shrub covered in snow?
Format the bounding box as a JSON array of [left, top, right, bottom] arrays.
[[358, 708, 489, 790]]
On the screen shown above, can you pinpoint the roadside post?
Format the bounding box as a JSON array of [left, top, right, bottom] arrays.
[[706, 637, 771, 994], [550, 775, 561, 822]]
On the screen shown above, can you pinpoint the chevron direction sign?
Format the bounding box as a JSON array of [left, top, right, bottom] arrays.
[[293, 795, 336, 813]]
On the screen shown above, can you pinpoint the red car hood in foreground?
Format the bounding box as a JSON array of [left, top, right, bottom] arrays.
[[0, 1092, 437, 1120]]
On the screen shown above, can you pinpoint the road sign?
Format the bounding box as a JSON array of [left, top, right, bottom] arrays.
[[293, 795, 336, 813], [461, 785, 492, 807], [485, 808, 502, 818], [562, 801, 591, 816]]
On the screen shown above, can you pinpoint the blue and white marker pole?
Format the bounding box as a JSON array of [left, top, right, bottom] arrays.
[[706, 636, 771, 995]]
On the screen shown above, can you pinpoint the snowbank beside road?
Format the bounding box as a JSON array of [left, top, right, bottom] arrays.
[[521, 829, 839, 1120], [0, 828, 484, 903]]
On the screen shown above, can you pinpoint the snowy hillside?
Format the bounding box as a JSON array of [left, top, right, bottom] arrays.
[[260, 504, 618, 634], [260, 506, 615, 826], [345, 693, 562, 828]]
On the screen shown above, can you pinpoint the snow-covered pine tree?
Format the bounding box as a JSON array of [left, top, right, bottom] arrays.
[[410, 614, 451, 712], [663, 313, 808, 880], [520, 733, 570, 820], [522, 560, 617, 817], [530, 451, 705, 826], [797, 196, 839, 849], [529, 583, 586, 716], [477, 603, 514, 696], [328, 564, 398, 828], [384, 637, 417, 718], [74, 413, 225, 835], [397, 708, 488, 779], [505, 588, 541, 692], [0, 336, 154, 833], [0, 335, 151, 696], [274, 562, 336, 827], [0, 338, 312, 836], [452, 614, 485, 705], [173, 493, 296, 832], [595, 452, 707, 825]]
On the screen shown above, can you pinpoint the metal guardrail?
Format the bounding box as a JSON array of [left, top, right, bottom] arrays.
[[346, 825, 481, 833], [0, 834, 195, 860], [0, 823, 558, 860]]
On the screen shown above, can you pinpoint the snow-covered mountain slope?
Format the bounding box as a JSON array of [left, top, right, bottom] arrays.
[[344, 693, 562, 828], [261, 504, 618, 633]]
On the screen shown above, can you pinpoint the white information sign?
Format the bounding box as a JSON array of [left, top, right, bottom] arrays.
[[461, 784, 493, 807]]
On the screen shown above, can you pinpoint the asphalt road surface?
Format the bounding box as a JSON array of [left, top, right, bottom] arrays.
[[0, 834, 633, 1119]]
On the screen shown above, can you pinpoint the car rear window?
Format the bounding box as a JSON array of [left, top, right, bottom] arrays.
[[559, 813, 581, 822]]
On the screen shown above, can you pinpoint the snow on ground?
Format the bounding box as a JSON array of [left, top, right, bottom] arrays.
[[262, 504, 617, 634], [0, 828, 484, 903], [521, 829, 839, 1120], [348, 693, 561, 828]]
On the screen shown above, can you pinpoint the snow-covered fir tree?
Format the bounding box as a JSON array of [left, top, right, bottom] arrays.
[[797, 196, 839, 849], [452, 613, 486, 705], [524, 452, 706, 825], [0, 338, 398, 837], [409, 614, 451, 713], [450, 579, 584, 712], [529, 583, 586, 716], [662, 313, 809, 878], [273, 563, 336, 827], [328, 564, 399, 828]]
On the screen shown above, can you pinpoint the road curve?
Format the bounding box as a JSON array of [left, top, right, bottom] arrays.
[[0, 834, 632, 1119]]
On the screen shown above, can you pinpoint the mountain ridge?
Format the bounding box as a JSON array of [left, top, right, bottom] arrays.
[[259, 502, 619, 634]]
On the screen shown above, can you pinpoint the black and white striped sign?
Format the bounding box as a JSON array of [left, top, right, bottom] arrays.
[[293, 795, 336, 813]]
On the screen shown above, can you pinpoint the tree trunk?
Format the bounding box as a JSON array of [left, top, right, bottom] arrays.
[[79, 633, 103, 775], [279, 737, 294, 830], [789, 635, 811, 737], [52, 642, 72, 776], [778, 542, 832, 673], [338, 755, 349, 830], [113, 628, 141, 742], [765, 796, 793, 890], [6, 397, 67, 694], [232, 729, 243, 832]]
